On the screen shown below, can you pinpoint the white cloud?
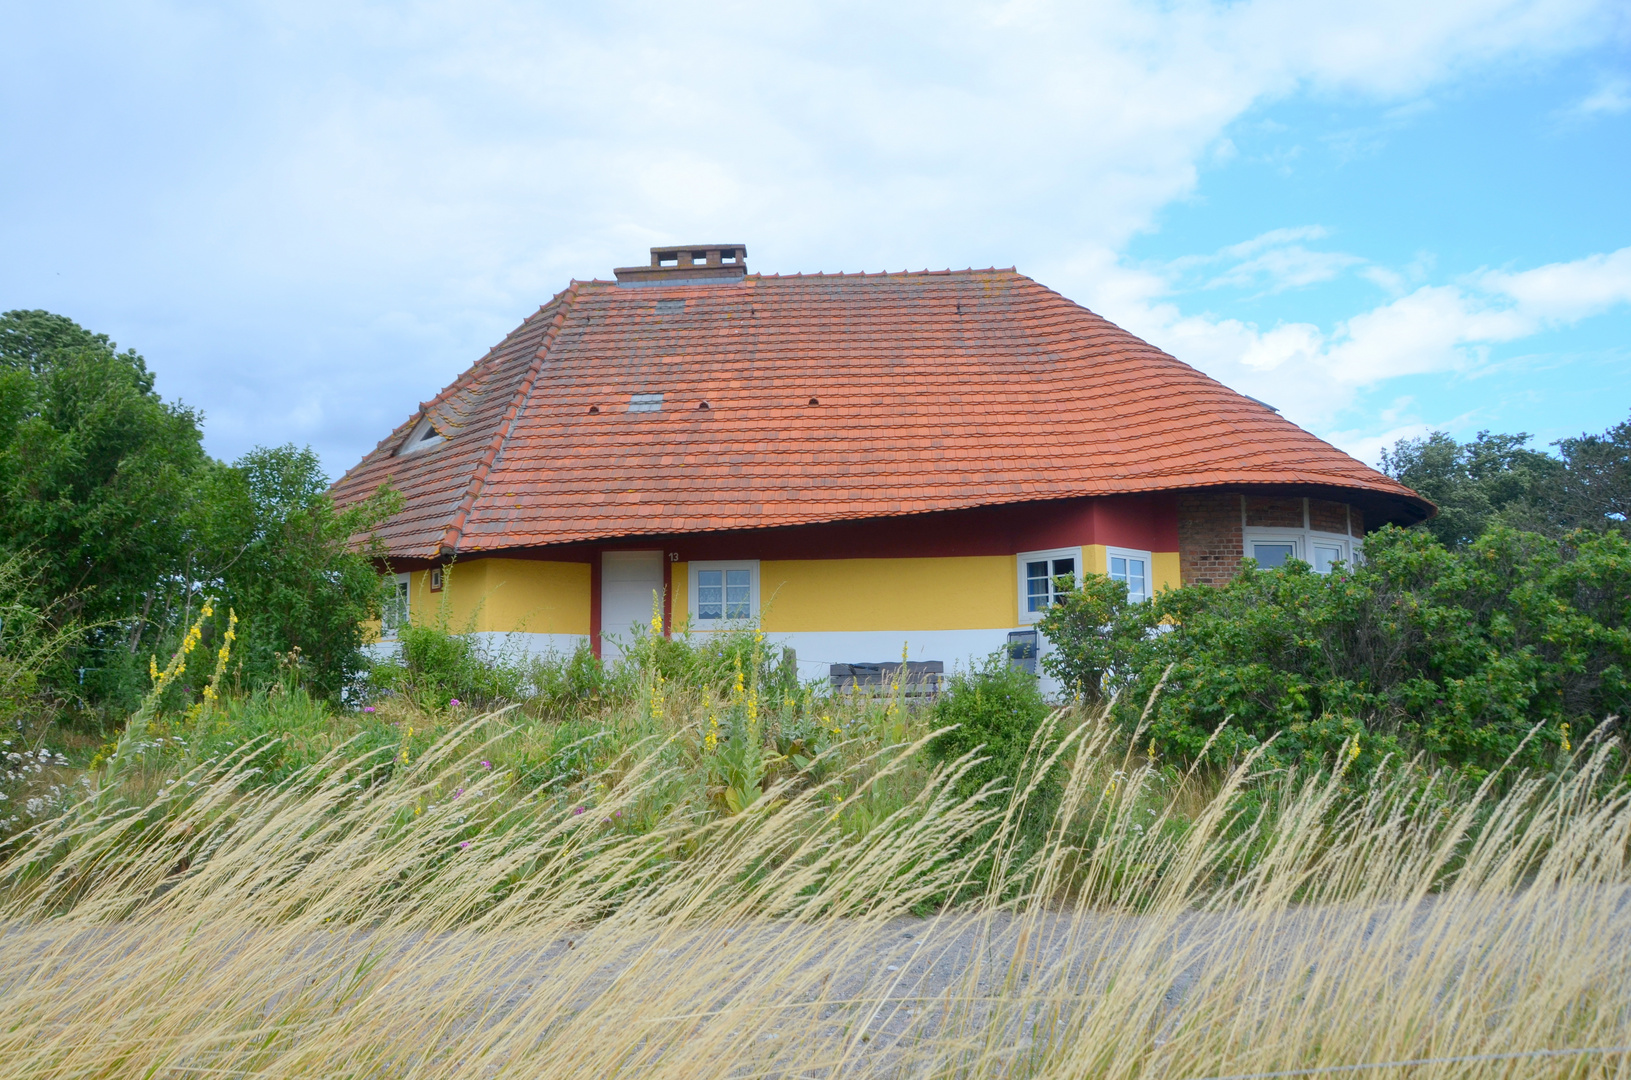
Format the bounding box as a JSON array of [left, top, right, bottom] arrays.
[[1205, 245, 1366, 293], [1221, 226, 1333, 259], [0, 0, 1622, 471], [1480, 247, 1631, 322], [1157, 226, 1363, 295], [1569, 75, 1631, 116], [1103, 245, 1631, 433]]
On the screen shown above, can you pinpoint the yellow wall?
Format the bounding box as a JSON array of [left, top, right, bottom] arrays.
[[1152, 551, 1181, 593], [389, 549, 1181, 640], [755, 557, 1018, 632], [406, 559, 590, 635], [670, 561, 688, 629]]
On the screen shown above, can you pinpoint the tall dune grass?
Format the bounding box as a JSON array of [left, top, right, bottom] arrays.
[[2, 704, 1628, 1079]]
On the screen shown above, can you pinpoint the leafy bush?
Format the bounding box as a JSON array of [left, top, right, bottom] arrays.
[[1040, 524, 1631, 779], [526, 643, 625, 719], [371, 624, 528, 710], [929, 652, 1055, 803]]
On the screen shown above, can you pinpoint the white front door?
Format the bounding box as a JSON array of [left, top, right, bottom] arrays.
[[601, 551, 663, 661]]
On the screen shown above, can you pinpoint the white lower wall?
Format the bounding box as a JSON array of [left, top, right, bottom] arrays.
[[469, 631, 592, 662], [371, 628, 1067, 697], [762, 628, 1065, 698]]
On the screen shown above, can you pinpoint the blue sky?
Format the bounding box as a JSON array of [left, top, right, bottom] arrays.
[[3, 1, 1628, 479]]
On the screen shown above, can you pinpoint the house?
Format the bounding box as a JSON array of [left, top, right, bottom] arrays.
[[331, 244, 1432, 680]]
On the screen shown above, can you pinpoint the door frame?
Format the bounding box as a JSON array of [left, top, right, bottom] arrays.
[[592, 548, 672, 660]]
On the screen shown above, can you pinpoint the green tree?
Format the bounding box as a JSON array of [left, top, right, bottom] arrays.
[[1543, 417, 1631, 535], [193, 445, 401, 701], [0, 310, 207, 695], [1380, 429, 1562, 547], [1, 311, 402, 709], [1036, 573, 1157, 703]]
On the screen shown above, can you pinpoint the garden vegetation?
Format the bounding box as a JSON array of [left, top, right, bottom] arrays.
[[2, 311, 1630, 1077]]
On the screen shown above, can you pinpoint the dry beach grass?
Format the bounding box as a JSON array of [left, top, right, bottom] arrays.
[[2, 707, 1629, 1079]]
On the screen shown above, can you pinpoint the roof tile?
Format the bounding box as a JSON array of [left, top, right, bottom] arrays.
[[332, 270, 1428, 557]]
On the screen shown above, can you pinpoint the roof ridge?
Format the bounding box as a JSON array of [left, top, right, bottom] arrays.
[[752, 268, 1019, 280], [572, 267, 1022, 286], [438, 281, 581, 555], [330, 293, 568, 489]]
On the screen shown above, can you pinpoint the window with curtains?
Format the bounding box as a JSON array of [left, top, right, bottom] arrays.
[[689, 561, 759, 625]]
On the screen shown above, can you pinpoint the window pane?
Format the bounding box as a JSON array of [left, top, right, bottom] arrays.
[[1252, 542, 1296, 569], [697, 569, 723, 620], [1313, 545, 1343, 574], [384, 580, 409, 632], [1128, 558, 1147, 600], [725, 568, 751, 618], [1026, 560, 1051, 612], [1050, 558, 1076, 604], [1110, 556, 1126, 579]]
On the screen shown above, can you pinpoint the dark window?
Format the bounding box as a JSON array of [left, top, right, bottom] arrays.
[[1251, 542, 1297, 569], [1025, 557, 1075, 613]]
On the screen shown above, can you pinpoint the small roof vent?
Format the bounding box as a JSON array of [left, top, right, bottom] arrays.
[[615, 245, 747, 286]]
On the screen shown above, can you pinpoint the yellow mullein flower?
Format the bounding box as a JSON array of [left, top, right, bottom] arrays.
[[1561, 723, 1572, 753], [704, 712, 720, 752], [1348, 741, 1361, 763]]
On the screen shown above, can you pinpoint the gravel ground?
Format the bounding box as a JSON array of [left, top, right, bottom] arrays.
[[7, 889, 1630, 1077]]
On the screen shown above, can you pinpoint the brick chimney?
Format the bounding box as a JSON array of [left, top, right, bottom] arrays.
[[614, 244, 747, 285]]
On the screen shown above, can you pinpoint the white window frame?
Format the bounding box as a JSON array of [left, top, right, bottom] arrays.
[[688, 560, 760, 627], [1243, 527, 1360, 574], [1105, 546, 1155, 603], [382, 573, 410, 638], [1017, 547, 1081, 624], [398, 417, 446, 456]]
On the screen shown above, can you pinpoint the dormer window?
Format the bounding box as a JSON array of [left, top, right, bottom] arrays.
[[399, 417, 447, 456]]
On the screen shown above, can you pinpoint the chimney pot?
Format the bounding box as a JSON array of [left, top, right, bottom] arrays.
[[617, 245, 748, 284]]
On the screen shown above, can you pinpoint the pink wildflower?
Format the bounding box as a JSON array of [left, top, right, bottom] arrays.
[[481, 760, 492, 769], [459, 841, 471, 850], [449, 698, 462, 707], [362, 706, 376, 713], [454, 787, 464, 799], [572, 805, 586, 815]]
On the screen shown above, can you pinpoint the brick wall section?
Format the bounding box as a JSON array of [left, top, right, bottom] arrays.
[[1180, 492, 1369, 585], [1310, 498, 1349, 535], [1178, 492, 1243, 587], [1244, 495, 1304, 528]]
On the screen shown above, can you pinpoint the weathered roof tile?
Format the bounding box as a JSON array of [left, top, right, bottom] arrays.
[[332, 269, 1429, 557]]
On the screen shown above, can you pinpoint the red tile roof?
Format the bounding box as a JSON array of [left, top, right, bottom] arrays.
[[332, 269, 1431, 558]]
